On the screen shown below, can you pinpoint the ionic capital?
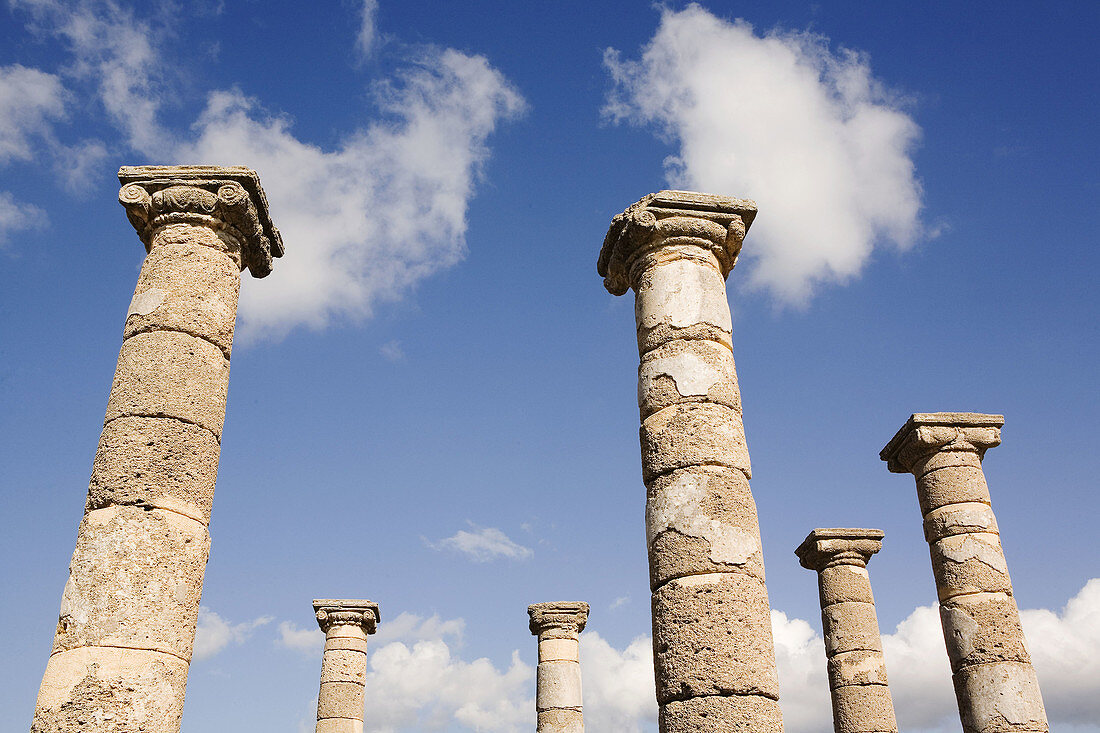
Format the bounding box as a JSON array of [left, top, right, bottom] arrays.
[[880, 413, 1003, 474], [313, 599, 380, 635], [598, 190, 757, 295], [118, 165, 284, 278], [796, 528, 884, 571], [528, 601, 589, 636]]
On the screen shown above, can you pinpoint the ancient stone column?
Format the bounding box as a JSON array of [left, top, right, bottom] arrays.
[[31, 166, 283, 733], [598, 191, 782, 733], [796, 529, 897, 733], [313, 600, 380, 733], [528, 602, 589, 733], [881, 413, 1048, 733]]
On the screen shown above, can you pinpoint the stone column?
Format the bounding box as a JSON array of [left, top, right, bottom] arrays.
[[31, 166, 283, 733], [796, 529, 897, 733], [528, 602, 589, 733], [881, 413, 1048, 733], [313, 600, 380, 733], [598, 191, 782, 733]]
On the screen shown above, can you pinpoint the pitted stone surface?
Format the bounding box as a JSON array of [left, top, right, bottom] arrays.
[[104, 330, 230, 438], [641, 402, 751, 481], [828, 650, 890, 688], [930, 533, 1013, 599], [87, 415, 220, 524], [52, 506, 209, 661], [652, 573, 779, 703], [639, 338, 740, 418], [831, 684, 897, 733], [822, 603, 884, 655], [924, 502, 999, 543], [940, 593, 1031, 671], [659, 695, 783, 733], [954, 662, 1048, 733]]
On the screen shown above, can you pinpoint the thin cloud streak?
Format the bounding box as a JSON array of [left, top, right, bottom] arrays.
[[427, 522, 533, 562]]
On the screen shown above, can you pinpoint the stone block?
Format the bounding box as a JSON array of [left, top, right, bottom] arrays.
[[315, 719, 364, 733], [87, 415, 220, 524], [320, 649, 368, 685], [828, 649, 890, 688], [641, 403, 750, 481], [916, 465, 991, 514], [940, 592, 1031, 671], [125, 239, 240, 356], [819, 564, 875, 607], [638, 339, 741, 419], [537, 708, 584, 733], [953, 662, 1048, 733], [536, 659, 582, 709], [317, 681, 365, 719], [52, 506, 209, 661], [652, 573, 778, 703], [929, 533, 1012, 600], [831, 683, 897, 733], [104, 330, 230, 438], [659, 694, 784, 733], [32, 646, 187, 733], [924, 502, 999, 543], [822, 602, 883, 655], [539, 637, 579, 663], [634, 257, 733, 355], [646, 466, 764, 588]]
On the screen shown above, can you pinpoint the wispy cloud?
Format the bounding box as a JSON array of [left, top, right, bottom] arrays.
[[8, 0, 525, 340], [605, 5, 924, 306], [0, 63, 66, 164], [0, 192, 45, 247], [609, 595, 631, 611], [380, 339, 406, 362], [357, 0, 380, 57], [193, 607, 273, 662], [428, 522, 533, 562]]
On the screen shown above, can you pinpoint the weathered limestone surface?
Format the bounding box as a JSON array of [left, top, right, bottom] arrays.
[[599, 191, 781, 733], [881, 413, 1048, 733], [32, 166, 282, 733], [314, 600, 380, 733], [529, 602, 589, 733], [796, 529, 897, 733]]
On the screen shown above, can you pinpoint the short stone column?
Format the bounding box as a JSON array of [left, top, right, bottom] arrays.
[[881, 413, 1048, 733], [313, 600, 380, 733], [796, 529, 897, 733], [599, 191, 782, 732], [528, 602, 589, 733], [31, 166, 283, 733]]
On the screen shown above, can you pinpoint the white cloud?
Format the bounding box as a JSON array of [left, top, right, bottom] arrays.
[[0, 192, 45, 246], [0, 63, 66, 164], [604, 5, 923, 305], [580, 631, 657, 732], [358, 0, 380, 57], [428, 522, 533, 562], [610, 595, 631, 610], [277, 620, 325, 655], [193, 607, 273, 662], [771, 609, 832, 732], [380, 339, 406, 362], [373, 611, 465, 647]]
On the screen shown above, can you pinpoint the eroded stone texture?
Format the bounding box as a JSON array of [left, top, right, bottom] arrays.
[[529, 602, 589, 732], [32, 165, 281, 733], [796, 529, 897, 733], [881, 413, 1048, 732], [599, 191, 780, 733], [314, 600, 379, 733]]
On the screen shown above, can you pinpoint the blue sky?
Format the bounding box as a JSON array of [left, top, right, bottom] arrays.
[[1, 1, 1098, 731]]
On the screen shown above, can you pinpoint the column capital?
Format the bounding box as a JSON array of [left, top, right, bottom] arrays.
[[597, 190, 757, 295], [313, 599, 380, 634], [528, 601, 589, 635], [118, 165, 284, 278], [796, 528, 884, 571], [880, 413, 1003, 474]]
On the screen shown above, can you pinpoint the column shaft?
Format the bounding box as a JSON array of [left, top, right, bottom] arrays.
[[529, 602, 588, 733], [797, 529, 898, 733], [32, 167, 282, 733], [599, 192, 782, 733], [313, 601, 379, 733], [882, 414, 1048, 733]]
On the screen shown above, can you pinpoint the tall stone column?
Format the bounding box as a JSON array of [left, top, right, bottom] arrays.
[[313, 600, 380, 733], [881, 413, 1048, 733], [598, 191, 782, 732], [528, 602, 589, 733], [32, 166, 283, 733], [796, 529, 897, 733]]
